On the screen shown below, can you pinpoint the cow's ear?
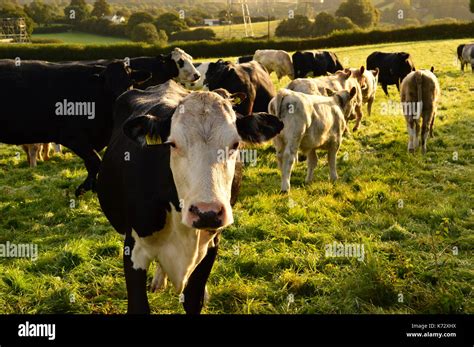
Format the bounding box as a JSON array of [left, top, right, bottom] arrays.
[[430, 66, 435, 73], [360, 66, 365, 74], [324, 88, 336, 96], [236, 112, 283, 144], [349, 86, 357, 99], [123, 114, 163, 147], [131, 70, 152, 85]]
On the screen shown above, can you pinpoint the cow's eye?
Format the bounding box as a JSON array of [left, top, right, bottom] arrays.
[[177, 59, 184, 68], [231, 142, 239, 150]]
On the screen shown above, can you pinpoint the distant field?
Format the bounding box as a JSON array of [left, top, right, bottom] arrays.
[[31, 32, 130, 45], [194, 20, 280, 39], [1, 38, 473, 314]]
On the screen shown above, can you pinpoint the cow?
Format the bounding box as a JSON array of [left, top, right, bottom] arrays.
[[0, 60, 151, 196], [460, 43, 474, 72], [253, 49, 294, 80], [96, 80, 283, 314], [457, 44, 466, 64], [237, 55, 254, 64], [400, 67, 440, 155], [268, 87, 356, 192], [21, 143, 50, 167], [287, 69, 364, 131], [366, 51, 416, 96], [203, 60, 276, 115], [348, 66, 379, 116], [62, 48, 200, 89], [292, 51, 344, 79], [183, 62, 210, 90]]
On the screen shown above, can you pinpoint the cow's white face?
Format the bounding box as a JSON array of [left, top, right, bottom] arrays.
[[171, 48, 201, 83], [184, 62, 209, 90], [167, 92, 240, 229]]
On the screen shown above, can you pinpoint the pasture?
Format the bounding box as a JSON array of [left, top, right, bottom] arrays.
[[194, 20, 280, 39], [0, 38, 473, 314], [31, 32, 131, 45]]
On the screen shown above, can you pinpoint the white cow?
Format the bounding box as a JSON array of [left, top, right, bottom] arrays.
[[348, 66, 379, 116], [268, 87, 356, 192], [253, 49, 294, 80]]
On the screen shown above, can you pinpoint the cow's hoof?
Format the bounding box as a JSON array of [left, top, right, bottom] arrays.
[[75, 186, 86, 197], [352, 125, 359, 132], [408, 148, 415, 154], [280, 190, 289, 195]]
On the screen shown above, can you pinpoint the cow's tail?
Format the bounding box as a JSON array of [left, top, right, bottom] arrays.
[[411, 71, 423, 124]]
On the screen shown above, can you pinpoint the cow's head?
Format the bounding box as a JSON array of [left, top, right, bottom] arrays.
[[325, 87, 357, 119], [397, 52, 416, 84], [170, 48, 201, 83], [92, 62, 151, 98], [123, 90, 283, 230]]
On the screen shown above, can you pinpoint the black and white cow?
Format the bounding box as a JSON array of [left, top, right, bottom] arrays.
[[292, 51, 344, 79], [96, 80, 283, 314], [204, 60, 276, 115], [460, 43, 474, 72], [0, 60, 150, 196], [366, 51, 416, 96], [63, 48, 200, 89]]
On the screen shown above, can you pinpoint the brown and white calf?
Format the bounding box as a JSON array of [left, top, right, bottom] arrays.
[[287, 70, 364, 131], [349, 66, 379, 116], [400, 67, 440, 154], [253, 49, 295, 80], [21, 143, 51, 167], [268, 87, 356, 192]]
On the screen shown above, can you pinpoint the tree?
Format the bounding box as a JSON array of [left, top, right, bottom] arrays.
[[131, 22, 167, 44], [24, 0, 54, 25], [336, 0, 380, 28], [0, 2, 35, 35], [126, 11, 154, 36], [311, 12, 356, 37], [275, 15, 312, 38], [154, 12, 188, 36], [91, 0, 111, 18], [64, 0, 89, 23], [471, 0, 474, 13]]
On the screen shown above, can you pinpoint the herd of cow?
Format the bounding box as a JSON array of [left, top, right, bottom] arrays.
[[0, 42, 473, 314]]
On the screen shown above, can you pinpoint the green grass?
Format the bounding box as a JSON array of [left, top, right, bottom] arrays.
[[194, 20, 280, 39], [31, 32, 130, 45], [1, 38, 473, 314]]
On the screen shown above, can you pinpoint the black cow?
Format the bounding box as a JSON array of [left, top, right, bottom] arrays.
[[204, 60, 276, 115], [292, 51, 344, 79], [97, 80, 283, 314], [62, 48, 200, 89], [0, 60, 150, 196], [366, 51, 416, 96], [457, 44, 466, 63], [237, 55, 254, 64]]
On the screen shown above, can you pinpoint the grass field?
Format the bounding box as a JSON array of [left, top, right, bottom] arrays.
[[31, 32, 130, 44], [0, 38, 473, 314], [194, 20, 280, 39]]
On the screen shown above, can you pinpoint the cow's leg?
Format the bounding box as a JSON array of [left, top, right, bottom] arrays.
[[305, 149, 318, 184], [273, 136, 285, 170], [124, 234, 150, 314], [28, 145, 39, 168], [382, 84, 389, 97], [328, 143, 339, 182], [396, 81, 400, 92], [352, 104, 364, 131], [62, 141, 102, 196], [367, 96, 374, 116], [421, 111, 431, 155], [281, 141, 298, 193], [406, 119, 415, 153], [182, 235, 220, 315], [230, 161, 243, 207], [42, 143, 51, 161]]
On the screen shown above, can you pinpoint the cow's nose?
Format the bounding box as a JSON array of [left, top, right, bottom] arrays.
[[193, 73, 200, 81], [189, 202, 224, 229]]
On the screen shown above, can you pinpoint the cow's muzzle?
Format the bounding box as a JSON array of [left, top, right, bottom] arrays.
[[189, 202, 225, 229]]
